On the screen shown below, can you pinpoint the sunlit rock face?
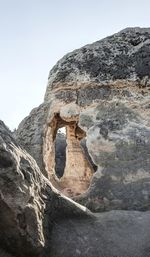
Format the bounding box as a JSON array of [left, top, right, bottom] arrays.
[[16, 27, 150, 211]]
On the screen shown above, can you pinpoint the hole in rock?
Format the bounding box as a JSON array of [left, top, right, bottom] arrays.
[[44, 114, 95, 198], [55, 127, 67, 178]]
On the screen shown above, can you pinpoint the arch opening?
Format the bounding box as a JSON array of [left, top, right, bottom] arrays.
[[44, 113, 95, 197]]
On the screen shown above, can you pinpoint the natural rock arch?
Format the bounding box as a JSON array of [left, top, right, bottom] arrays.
[[43, 113, 94, 197]]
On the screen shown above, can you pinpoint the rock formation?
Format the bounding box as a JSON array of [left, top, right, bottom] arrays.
[[16, 27, 150, 211], [1, 27, 150, 256], [0, 121, 91, 257]]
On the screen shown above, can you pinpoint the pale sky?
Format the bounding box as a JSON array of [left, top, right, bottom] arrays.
[[0, 0, 150, 130]]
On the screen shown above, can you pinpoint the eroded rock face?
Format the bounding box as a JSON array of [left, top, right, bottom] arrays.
[[50, 210, 150, 257], [16, 27, 150, 211], [15, 103, 49, 176], [45, 27, 150, 99], [42, 112, 94, 197], [1, 121, 150, 257], [78, 100, 150, 211], [0, 121, 46, 257], [0, 121, 91, 257], [60, 124, 93, 197], [2, 27, 150, 257]]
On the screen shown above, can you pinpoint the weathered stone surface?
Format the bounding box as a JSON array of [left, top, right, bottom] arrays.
[[0, 121, 91, 257], [15, 103, 49, 176], [2, 27, 150, 257], [50, 210, 150, 257], [0, 121, 45, 257], [77, 99, 150, 211], [16, 27, 150, 211], [45, 27, 150, 101]]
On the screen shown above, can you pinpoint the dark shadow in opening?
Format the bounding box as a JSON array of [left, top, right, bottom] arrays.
[[55, 127, 67, 178]]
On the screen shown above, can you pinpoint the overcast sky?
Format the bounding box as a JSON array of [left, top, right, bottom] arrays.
[[0, 0, 150, 130]]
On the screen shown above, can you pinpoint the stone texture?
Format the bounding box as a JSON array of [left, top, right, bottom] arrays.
[[60, 123, 93, 197], [77, 99, 150, 211], [0, 121, 91, 257], [16, 27, 150, 211], [15, 103, 49, 176], [2, 27, 150, 257], [45, 27, 150, 99], [0, 121, 46, 257], [50, 210, 150, 257]]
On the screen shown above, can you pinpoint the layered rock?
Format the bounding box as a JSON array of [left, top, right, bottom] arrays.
[[16, 27, 150, 211]]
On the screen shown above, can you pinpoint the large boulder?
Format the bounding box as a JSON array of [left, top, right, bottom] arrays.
[[1, 27, 150, 257], [1, 121, 150, 257], [16, 27, 150, 211]]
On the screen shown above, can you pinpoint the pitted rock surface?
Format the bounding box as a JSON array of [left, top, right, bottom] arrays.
[[45, 27, 150, 100], [16, 27, 150, 211], [1, 27, 150, 257], [0, 121, 90, 257]]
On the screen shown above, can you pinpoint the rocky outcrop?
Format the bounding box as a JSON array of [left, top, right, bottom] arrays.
[[1, 121, 150, 257], [1, 27, 150, 257], [0, 121, 46, 257], [16, 27, 150, 211], [77, 100, 150, 211], [45, 27, 150, 98], [0, 121, 91, 257]]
